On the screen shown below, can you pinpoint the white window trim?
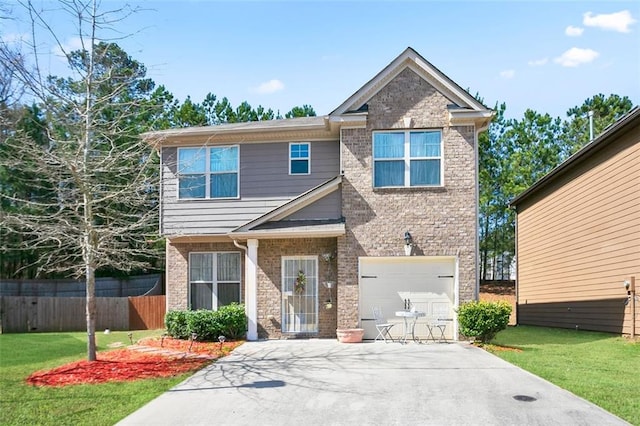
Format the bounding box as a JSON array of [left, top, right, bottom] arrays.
[[372, 130, 444, 188], [281, 255, 319, 333], [177, 145, 240, 200], [288, 142, 311, 175], [188, 251, 242, 310]]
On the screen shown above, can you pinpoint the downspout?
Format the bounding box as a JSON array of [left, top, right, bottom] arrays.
[[233, 238, 258, 341], [232, 239, 249, 335], [512, 206, 519, 326], [233, 239, 247, 253], [474, 125, 481, 302]]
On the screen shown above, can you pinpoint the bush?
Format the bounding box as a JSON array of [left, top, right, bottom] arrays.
[[186, 310, 221, 341], [457, 300, 512, 343], [164, 303, 247, 341], [216, 303, 247, 340], [165, 310, 190, 340]]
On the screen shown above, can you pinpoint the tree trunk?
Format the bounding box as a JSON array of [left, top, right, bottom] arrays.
[[86, 264, 97, 361]]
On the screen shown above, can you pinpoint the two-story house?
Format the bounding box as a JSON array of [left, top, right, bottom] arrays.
[[144, 47, 492, 341]]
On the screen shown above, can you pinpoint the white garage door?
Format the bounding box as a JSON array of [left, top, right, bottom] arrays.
[[359, 256, 456, 341]]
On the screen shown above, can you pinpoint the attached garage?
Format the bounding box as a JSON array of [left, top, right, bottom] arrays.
[[359, 256, 458, 341]]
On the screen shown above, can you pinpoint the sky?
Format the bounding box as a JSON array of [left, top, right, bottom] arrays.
[[3, 1, 639, 120]]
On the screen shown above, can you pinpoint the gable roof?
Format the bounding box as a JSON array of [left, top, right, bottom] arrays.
[[330, 47, 492, 129], [142, 47, 493, 147], [229, 176, 345, 238], [510, 106, 640, 208]]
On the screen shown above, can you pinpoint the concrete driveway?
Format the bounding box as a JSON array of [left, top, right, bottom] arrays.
[[117, 339, 628, 426]]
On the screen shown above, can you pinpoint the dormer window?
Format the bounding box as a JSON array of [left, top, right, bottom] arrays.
[[372, 130, 442, 187], [289, 143, 310, 175], [178, 146, 239, 199]]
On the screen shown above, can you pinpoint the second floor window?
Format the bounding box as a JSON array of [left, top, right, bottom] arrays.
[[373, 130, 442, 187], [289, 143, 310, 175], [178, 146, 239, 199]]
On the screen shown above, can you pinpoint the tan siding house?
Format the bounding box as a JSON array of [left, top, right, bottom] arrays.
[[511, 107, 640, 334]]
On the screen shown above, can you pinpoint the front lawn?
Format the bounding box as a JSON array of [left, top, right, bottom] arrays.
[[488, 325, 639, 425], [0, 330, 197, 425]]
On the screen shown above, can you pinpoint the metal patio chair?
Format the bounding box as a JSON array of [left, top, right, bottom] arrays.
[[426, 318, 450, 343], [372, 306, 395, 343]]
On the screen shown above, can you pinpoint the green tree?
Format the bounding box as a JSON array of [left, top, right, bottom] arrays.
[[0, 104, 55, 278], [174, 96, 207, 127], [505, 109, 564, 195], [560, 94, 633, 158], [478, 102, 512, 280], [478, 95, 633, 282], [285, 104, 316, 118]]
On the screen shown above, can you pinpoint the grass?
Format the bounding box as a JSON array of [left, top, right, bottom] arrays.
[[487, 325, 640, 425], [3, 326, 637, 424], [0, 329, 199, 426]]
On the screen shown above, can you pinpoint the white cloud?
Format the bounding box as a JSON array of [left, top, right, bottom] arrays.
[[1, 32, 29, 44], [52, 37, 87, 58], [499, 69, 515, 79], [554, 47, 599, 67], [565, 25, 584, 37], [528, 58, 548, 66], [583, 10, 637, 33], [250, 79, 285, 94]]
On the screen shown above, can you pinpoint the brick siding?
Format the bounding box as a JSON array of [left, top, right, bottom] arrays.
[[165, 67, 479, 338], [165, 240, 244, 311], [166, 238, 338, 338], [256, 238, 337, 339], [337, 67, 477, 329]]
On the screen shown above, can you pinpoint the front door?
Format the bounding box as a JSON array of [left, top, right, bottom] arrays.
[[282, 256, 318, 333]]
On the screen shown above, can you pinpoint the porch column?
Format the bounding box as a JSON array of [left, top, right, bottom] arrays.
[[246, 239, 259, 341]]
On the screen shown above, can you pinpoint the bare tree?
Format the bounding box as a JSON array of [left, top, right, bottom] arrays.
[[0, 0, 159, 361]]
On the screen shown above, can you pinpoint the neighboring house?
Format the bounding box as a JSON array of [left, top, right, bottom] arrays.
[[144, 47, 492, 341], [510, 107, 640, 335]]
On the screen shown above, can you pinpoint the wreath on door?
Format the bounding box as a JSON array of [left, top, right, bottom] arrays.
[[294, 270, 306, 294]]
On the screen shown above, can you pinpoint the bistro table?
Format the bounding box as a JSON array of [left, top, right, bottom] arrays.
[[395, 310, 426, 343]]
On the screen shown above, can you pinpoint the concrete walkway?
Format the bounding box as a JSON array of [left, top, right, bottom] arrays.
[[117, 339, 629, 426]]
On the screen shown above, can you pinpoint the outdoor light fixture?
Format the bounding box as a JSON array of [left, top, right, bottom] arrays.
[[404, 231, 413, 256], [404, 231, 412, 245]]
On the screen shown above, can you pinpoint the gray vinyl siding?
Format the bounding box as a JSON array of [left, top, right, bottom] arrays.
[[286, 189, 342, 220], [241, 141, 339, 197], [161, 140, 339, 235]]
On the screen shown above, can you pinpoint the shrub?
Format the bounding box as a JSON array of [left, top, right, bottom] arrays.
[[165, 310, 189, 340], [186, 310, 221, 341], [216, 303, 248, 340], [457, 300, 512, 343], [164, 304, 247, 341]]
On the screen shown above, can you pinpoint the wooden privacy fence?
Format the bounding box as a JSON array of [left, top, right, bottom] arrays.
[[0, 295, 166, 333], [129, 295, 166, 330]]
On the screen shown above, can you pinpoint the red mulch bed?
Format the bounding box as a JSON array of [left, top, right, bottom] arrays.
[[138, 336, 243, 357], [26, 338, 243, 387]]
